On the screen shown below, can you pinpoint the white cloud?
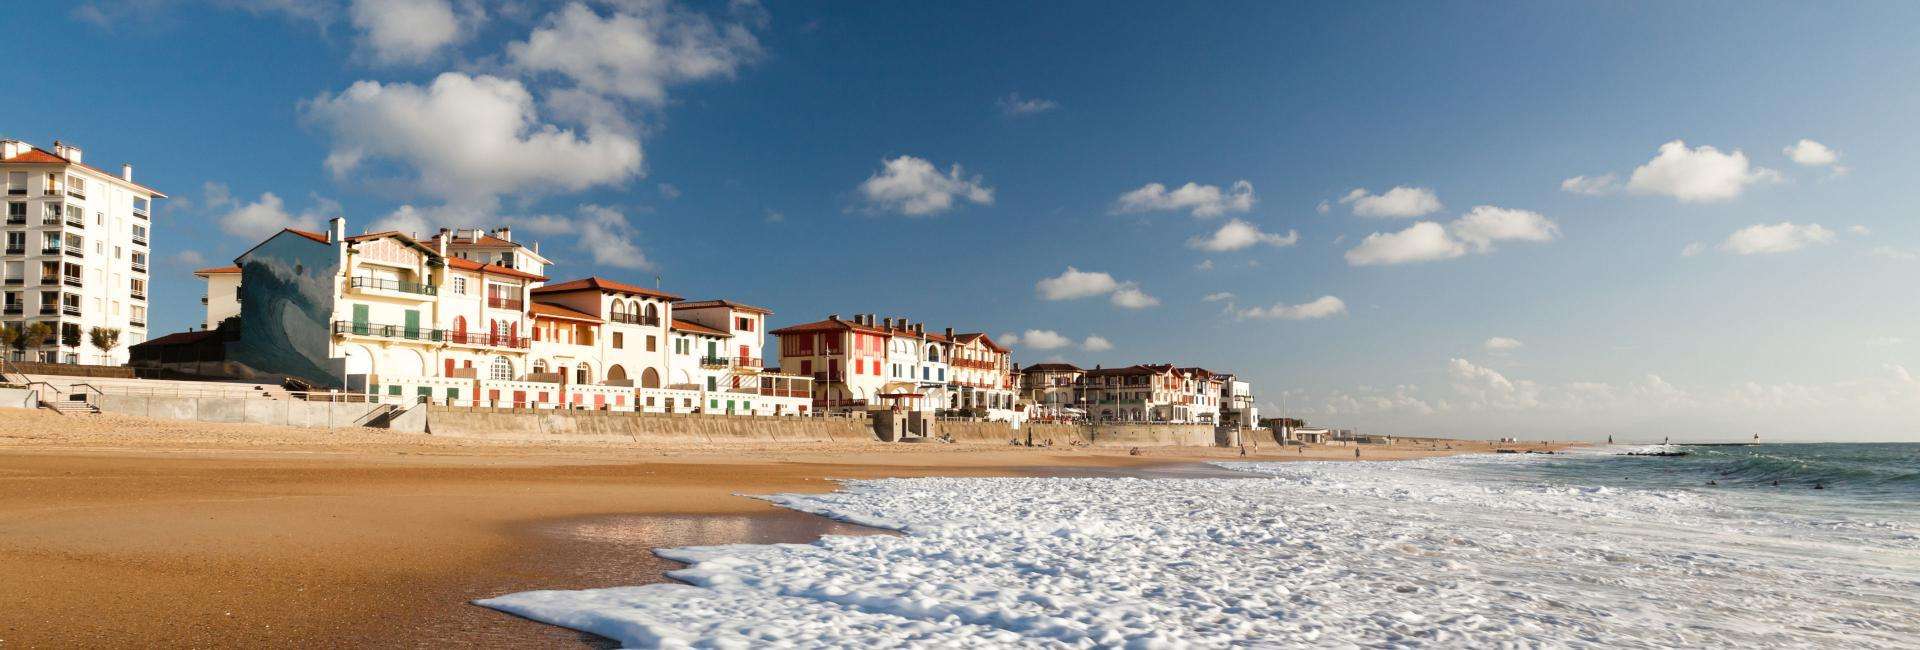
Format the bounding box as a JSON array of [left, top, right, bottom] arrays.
[[1783, 139, 1840, 167], [997, 332, 1020, 346], [1187, 219, 1299, 251], [1110, 283, 1160, 309], [567, 204, 655, 270], [1081, 335, 1113, 352], [1035, 267, 1119, 301], [1448, 206, 1559, 253], [1447, 358, 1542, 411], [1202, 292, 1235, 302], [1344, 221, 1466, 266], [659, 183, 681, 199], [1013, 329, 1073, 350], [507, 1, 761, 106], [1559, 173, 1618, 196], [763, 208, 785, 223], [856, 155, 994, 216], [1345, 206, 1559, 266], [1626, 140, 1780, 203], [1194, 259, 1214, 271], [1113, 180, 1255, 218], [1236, 295, 1346, 321], [1338, 186, 1443, 218], [1484, 337, 1524, 353], [1847, 224, 1869, 236], [217, 192, 333, 240], [996, 92, 1058, 116], [1315, 200, 1331, 214], [1718, 222, 1836, 255], [304, 72, 643, 202], [1869, 246, 1918, 261], [369, 204, 436, 236], [1681, 242, 1705, 257], [169, 250, 208, 267], [349, 0, 481, 65]]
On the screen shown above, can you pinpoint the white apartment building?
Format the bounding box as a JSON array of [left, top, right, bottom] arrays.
[[3, 139, 163, 364]]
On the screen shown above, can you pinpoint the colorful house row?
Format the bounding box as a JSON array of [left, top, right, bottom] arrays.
[[139, 218, 811, 416], [771, 313, 1021, 423]]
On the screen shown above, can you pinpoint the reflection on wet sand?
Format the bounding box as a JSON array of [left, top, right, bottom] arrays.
[[444, 511, 885, 648]]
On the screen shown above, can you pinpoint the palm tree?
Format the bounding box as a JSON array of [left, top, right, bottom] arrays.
[[22, 323, 53, 361], [89, 327, 121, 365]]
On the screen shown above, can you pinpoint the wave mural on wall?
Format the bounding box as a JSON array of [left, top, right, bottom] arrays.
[[226, 233, 342, 387]]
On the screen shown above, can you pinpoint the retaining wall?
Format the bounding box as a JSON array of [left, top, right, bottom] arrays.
[[95, 393, 389, 428], [1024, 422, 1219, 447], [0, 388, 34, 409], [939, 420, 1022, 445], [424, 407, 875, 444]]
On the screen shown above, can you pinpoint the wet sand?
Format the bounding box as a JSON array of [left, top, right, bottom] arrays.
[[0, 407, 1567, 647]]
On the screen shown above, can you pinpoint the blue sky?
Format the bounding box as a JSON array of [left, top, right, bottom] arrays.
[[7, 1, 1919, 440]]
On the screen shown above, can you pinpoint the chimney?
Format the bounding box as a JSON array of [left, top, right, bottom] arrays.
[[882, 317, 893, 329], [328, 217, 346, 244], [470, 228, 483, 243], [828, 313, 840, 321], [914, 323, 924, 335], [0, 140, 22, 159], [121, 163, 133, 182], [944, 327, 954, 339], [436, 230, 448, 258], [495, 226, 512, 242], [58, 142, 81, 163]]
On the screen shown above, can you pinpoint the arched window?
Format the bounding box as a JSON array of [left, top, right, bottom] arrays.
[[644, 303, 659, 324], [610, 301, 627, 320], [607, 364, 628, 382], [575, 363, 592, 384], [641, 367, 661, 388], [532, 359, 548, 374], [927, 345, 940, 362], [488, 356, 513, 381], [453, 316, 468, 339]]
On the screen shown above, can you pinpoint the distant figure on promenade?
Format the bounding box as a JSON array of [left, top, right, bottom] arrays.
[[1355, 448, 1361, 459]]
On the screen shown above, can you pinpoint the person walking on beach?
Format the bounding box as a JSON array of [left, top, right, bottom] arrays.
[[1355, 448, 1361, 459]]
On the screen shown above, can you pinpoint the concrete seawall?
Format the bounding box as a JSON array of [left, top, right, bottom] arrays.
[[95, 393, 391, 429], [938, 421, 1220, 447], [423, 407, 873, 444]]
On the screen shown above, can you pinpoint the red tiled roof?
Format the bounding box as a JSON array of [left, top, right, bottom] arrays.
[[445, 257, 548, 281], [194, 266, 241, 276], [130, 329, 222, 349], [674, 299, 772, 315], [529, 301, 601, 322], [1023, 363, 1083, 372], [770, 317, 885, 336], [531, 276, 679, 300], [429, 233, 521, 248], [1085, 364, 1171, 377], [287, 228, 329, 244], [952, 332, 1007, 353], [2, 145, 170, 196], [671, 319, 728, 337]]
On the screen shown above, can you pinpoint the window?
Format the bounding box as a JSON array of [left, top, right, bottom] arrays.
[[5, 171, 24, 195], [452, 277, 468, 295], [533, 359, 548, 374], [488, 356, 513, 381], [646, 335, 656, 352], [4, 232, 21, 253], [737, 317, 753, 332], [575, 363, 591, 384], [707, 377, 717, 391], [41, 232, 59, 250], [613, 332, 624, 349], [5, 202, 22, 222], [130, 305, 146, 325], [41, 203, 60, 224]]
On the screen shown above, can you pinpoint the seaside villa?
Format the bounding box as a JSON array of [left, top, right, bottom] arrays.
[[138, 218, 811, 415]]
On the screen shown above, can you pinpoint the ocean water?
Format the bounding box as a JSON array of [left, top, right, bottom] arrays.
[[479, 445, 1920, 648]]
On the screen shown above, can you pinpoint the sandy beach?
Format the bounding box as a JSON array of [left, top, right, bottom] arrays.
[[0, 407, 1566, 647]]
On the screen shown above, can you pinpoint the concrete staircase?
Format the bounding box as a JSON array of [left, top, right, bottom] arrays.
[[44, 400, 100, 416]]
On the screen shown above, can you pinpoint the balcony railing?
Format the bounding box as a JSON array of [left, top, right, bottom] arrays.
[[2, 278, 19, 285], [609, 313, 661, 326], [736, 356, 763, 369], [131, 263, 147, 273], [1, 306, 19, 315], [132, 206, 149, 219], [63, 246, 82, 258], [952, 358, 998, 369], [39, 276, 56, 286], [338, 320, 530, 349], [40, 246, 61, 255], [129, 320, 145, 329], [41, 215, 58, 225], [132, 235, 148, 246], [65, 215, 84, 228], [130, 291, 146, 301], [350, 276, 437, 296], [61, 305, 80, 316], [487, 296, 523, 310], [4, 216, 22, 225], [700, 356, 731, 368], [38, 305, 55, 315], [62, 276, 81, 288], [3, 246, 21, 255], [67, 188, 84, 200]]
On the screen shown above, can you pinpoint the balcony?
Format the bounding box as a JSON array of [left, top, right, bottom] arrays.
[[2, 278, 19, 286], [61, 305, 80, 316], [487, 296, 523, 310], [736, 356, 763, 369], [39, 276, 56, 286], [131, 262, 147, 274], [132, 234, 148, 246], [608, 313, 661, 326], [1, 305, 19, 315], [3, 246, 21, 255], [38, 305, 55, 315], [700, 356, 731, 368], [62, 276, 81, 288], [66, 188, 84, 200], [334, 320, 450, 345], [129, 320, 145, 329], [350, 276, 437, 297], [40, 246, 61, 255], [952, 358, 997, 370], [446, 329, 530, 349], [65, 215, 84, 228], [63, 246, 82, 259], [130, 291, 146, 301], [4, 216, 22, 225], [132, 206, 149, 219]]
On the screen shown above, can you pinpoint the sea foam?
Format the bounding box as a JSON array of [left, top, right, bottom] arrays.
[[478, 454, 1920, 648]]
